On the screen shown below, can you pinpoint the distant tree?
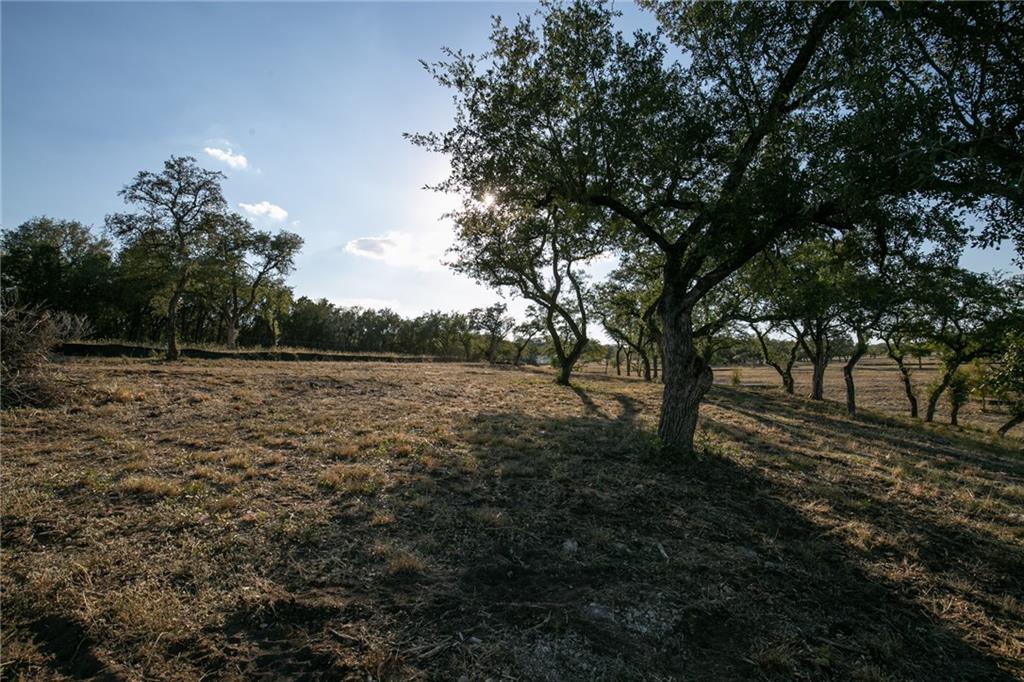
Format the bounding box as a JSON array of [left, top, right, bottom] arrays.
[[983, 333, 1024, 437], [207, 215, 303, 349], [879, 316, 924, 419], [913, 268, 1023, 422], [469, 303, 515, 364], [749, 242, 848, 402], [511, 308, 545, 367], [750, 325, 801, 395], [877, 255, 955, 419], [106, 156, 228, 359], [597, 271, 659, 382], [247, 282, 293, 348], [446, 312, 476, 361], [449, 202, 601, 384], [1, 217, 116, 329]]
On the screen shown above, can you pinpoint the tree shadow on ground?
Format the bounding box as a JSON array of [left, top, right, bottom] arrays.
[[209, 382, 1021, 680]]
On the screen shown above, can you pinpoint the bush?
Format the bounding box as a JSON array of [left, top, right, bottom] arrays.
[[1, 297, 88, 407]]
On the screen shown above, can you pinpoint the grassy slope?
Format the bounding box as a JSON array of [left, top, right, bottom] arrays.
[[2, 360, 1022, 680]]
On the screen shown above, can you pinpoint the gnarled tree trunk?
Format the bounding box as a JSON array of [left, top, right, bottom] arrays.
[[754, 327, 798, 395], [165, 272, 189, 360], [884, 339, 918, 418], [797, 320, 830, 401], [925, 363, 958, 422], [843, 333, 868, 417], [657, 277, 713, 454]]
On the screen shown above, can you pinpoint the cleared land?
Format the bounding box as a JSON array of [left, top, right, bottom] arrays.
[[2, 359, 1022, 680], [716, 357, 1011, 433]]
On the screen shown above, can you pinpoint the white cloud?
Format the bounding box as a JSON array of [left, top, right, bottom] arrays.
[[203, 146, 249, 170], [344, 230, 446, 272], [239, 201, 288, 221]]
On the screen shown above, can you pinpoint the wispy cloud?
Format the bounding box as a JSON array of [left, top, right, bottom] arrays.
[[239, 201, 288, 221], [203, 146, 249, 170], [344, 231, 445, 272]]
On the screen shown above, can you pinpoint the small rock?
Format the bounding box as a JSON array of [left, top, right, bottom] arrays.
[[562, 539, 578, 554]]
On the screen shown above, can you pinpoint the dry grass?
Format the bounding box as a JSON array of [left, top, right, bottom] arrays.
[[1, 358, 1022, 680], [319, 463, 384, 494], [119, 475, 181, 498], [712, 356, 1013, 433]]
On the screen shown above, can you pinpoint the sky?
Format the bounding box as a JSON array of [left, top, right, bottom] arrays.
[[1, 1, 1016, 322], [1, 1, 652, 320]]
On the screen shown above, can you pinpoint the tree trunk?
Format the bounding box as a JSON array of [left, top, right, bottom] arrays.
[[998, 412, 1024, 437], [555, 339, 587, 386], [843, 335, 868, 417], [797, 324, 829, 401], [652, 353, 658, 380], [885, 340, 919, 418], [270, 315, 280, 348], [754, 329, 797, 395], [925, 364, 957, 422], [809, 361, 826, 400], [639, 350, 652, 382], [226, 319, 239, 350], [657, 278, 713, 454], [950, 402, 962, 426], [626, 351, 632, 377], [165, 282, 185, 361], [615, 347, 621, 376]]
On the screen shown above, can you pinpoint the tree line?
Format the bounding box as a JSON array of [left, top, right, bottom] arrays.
[[0, 197, 565, 364]]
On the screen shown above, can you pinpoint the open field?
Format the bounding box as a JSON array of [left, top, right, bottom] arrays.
[[717, 357, 1014, 431], [2, 359, 1023, 680]]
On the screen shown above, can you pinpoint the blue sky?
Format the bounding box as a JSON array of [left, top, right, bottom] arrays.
[[1, 1, 1016, 321]]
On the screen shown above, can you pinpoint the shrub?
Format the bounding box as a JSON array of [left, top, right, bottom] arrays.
[[0, 297, 89, 408]]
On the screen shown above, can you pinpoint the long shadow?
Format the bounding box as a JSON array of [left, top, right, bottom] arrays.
[[204, 384, 1020, 680], [708, 385, 1024, 478]]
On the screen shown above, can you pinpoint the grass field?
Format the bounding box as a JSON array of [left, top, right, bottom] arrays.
[[2, 358, 1022, 680], [712, 356, 1014, 434]]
